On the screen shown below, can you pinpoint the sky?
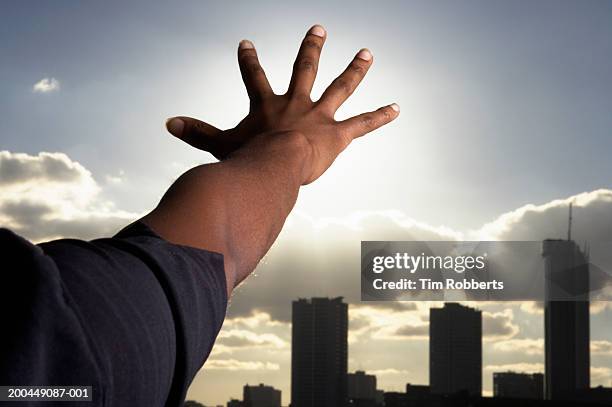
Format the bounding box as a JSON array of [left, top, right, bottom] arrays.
[[1, 1, 612, 406]]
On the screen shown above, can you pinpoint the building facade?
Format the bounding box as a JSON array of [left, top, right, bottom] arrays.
[[348, 371, 377, 401], [542, 239, 590, 400], [291, 297, 348, 407], [493, 372, 544, 399], [243, 383, 281, 407], [429, 302, 482, 396]]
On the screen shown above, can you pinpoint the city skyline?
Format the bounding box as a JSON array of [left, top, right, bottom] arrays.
[[188, 295, 610, 406]]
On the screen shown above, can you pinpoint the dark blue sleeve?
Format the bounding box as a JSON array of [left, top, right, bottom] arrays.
[[0, 221, 227, 407]]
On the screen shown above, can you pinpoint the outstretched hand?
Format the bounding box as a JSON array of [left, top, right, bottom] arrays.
[[166, 25, 399, 184]]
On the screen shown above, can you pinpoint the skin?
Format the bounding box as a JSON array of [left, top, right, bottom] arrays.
[[141, 25, 399, 296]]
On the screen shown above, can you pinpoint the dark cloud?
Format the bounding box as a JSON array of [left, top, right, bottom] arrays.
[[7, 212, 132, 242], [0, 200, 52, 224], [393, 324, 429, 337], [227, 214, 457, 322], [227, 190, 612, 322], [483, 310, 518, 339], [0, 151, 84, 185], [0, 151, 135, 241]]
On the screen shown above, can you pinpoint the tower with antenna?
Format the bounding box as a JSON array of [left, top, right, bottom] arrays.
[[542, 202, 590, 400]]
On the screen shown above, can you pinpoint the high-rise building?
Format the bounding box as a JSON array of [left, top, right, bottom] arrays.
[[243, 383, 280, 407], [405, 383, 430, 405], [348, 371, 377, 401], [543, 236, 590, 400], [493, 372, 544, 399], [429, 302, 482, 396], [291, 297, 348, 407]]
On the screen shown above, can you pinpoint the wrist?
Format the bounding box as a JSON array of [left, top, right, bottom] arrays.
[[231, 130, 314, 185], [277, 131, 314, 185]]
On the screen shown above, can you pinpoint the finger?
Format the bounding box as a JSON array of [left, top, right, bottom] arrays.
[[336, 104, 400, 140], [318, 48, 373, 113], [287, 25, 326, 98], [238, 40, 273, 101], [166, 116, 224, 153]]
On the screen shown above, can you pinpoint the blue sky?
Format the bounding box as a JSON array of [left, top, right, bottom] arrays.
[[2, 1, 612, 405]]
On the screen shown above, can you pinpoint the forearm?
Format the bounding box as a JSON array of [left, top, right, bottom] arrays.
[[141, 131, 311, 294]]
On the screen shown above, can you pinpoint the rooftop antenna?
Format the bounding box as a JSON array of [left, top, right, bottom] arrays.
[[567, 202, 573, 241]]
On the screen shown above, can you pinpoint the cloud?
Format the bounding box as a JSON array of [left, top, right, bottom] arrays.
[[493, 338, 543, 355], [209, 344, 234, 357], [368, 368, 410, 376], [485, 363, 543, 374], [212, 312, 290, 355], [223, 312, 286, 330], [0, 151, 85, 185], [348, 304, 432, 343], [217, 329, 287, 349], [0, 151, 137, 241], [591, 366, 612, 382], [483, 309, 519, 340], [592, 340, 612, 356], [521, 300, 612, 316], [519, 302, 544, 315], [228, 213, 460, 322], [224, 189, 612, 322], [32, 77, 60, 93], [204, 359, 280, 371], [392, 324, 429, 338], [475, 189, 612, 242]]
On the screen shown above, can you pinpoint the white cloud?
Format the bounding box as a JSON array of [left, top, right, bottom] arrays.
[[485, 363, 543, 374], [347, 303, 431, 343], [32, 77, 60, 93], [475, 189, 612, 241], [204, 359, 280, 371], [223, 312, 286, 330], [591, 366, 612, 382], [519, 302, 544, 315], [592, 340, 612, 356], [368, 368, 410, 376], [217, 329, 287, 349], [493, 338, 543, 355], [0, 150, 137, 241]]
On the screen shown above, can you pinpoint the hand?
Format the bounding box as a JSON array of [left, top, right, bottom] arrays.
[[166, 24, 399, 184]]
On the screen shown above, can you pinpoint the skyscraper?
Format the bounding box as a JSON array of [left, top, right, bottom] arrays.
[[493, 372, 544, 399], [347, 371, 377, 401], [542, 237, 590, 400], [243, 383, 281, 407], [429, 302, 482, 396], [291, 297, 348, 407]]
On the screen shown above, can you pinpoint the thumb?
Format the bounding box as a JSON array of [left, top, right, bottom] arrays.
[[166, 116, 224, 155]]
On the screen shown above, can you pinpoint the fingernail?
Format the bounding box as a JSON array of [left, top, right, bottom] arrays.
[[356, 48, 372, 61], [390, 103, 400, 112], [166, 117, 185, 137], [309, 25, 326, 37], [239, 40, 254, 50]]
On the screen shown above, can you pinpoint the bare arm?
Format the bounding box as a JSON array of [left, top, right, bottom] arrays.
[[142, 25, 399, 295]]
